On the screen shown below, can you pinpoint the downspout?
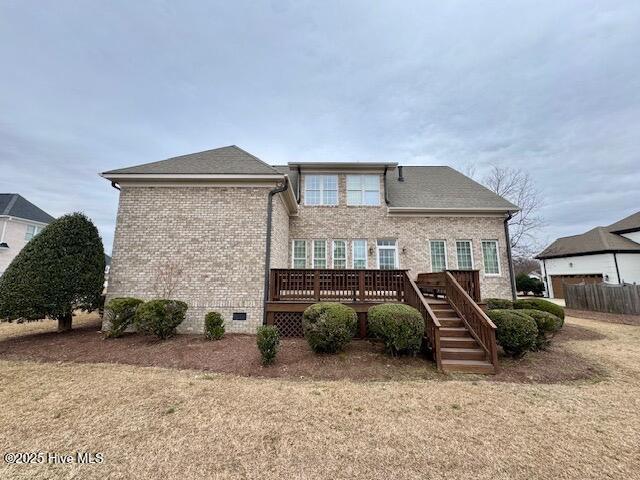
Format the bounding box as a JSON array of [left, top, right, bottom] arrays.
[[110, 181, 121, 191], [542, 259, 550, 298], [262, 178, 289, 325], [504, 212, 517, 302], [613, 252, 621, 284], [296, 166, 302, 204], [383, 166, 389, 205]]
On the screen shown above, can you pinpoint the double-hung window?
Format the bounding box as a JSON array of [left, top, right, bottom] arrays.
[[481, 240, 500, 275], [304, 175, 338, 206], [377, 240, 398, 269], [346, 175, 380, 206], [332, 240, 347, 269], [292, 240, 307, 268], [429, 240, 447, 272], [456, 240, 474, 270], [352, 240, 367, 268], [25, 224, 41, 241], [313, 240, 327, 268]]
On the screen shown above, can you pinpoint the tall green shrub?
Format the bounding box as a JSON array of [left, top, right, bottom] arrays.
[[302, 302, 357, 354], [104, 297, 143, 338], [134, 300, 187, 339], [368, 303, 424, 356], [0, 213, 105, 331]]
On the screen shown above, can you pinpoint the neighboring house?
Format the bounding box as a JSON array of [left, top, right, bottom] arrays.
[[101, 145, 518, 336], [0, 194, 55, 276], [537, 211, 640, 299]]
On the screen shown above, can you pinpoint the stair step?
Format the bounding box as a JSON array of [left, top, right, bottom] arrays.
[[439, 319, 463, 328], [441, 347, 486, 361], [426, 299, 448, 305], [440, 327, 470, 338], [441, 359, 495, 374], [440, 337, 478, 349]]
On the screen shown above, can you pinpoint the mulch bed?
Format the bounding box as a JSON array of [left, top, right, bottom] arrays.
[[0, 318, 608, 384], [565, 308, 640, 326]]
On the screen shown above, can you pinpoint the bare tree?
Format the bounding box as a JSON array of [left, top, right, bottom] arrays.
[[151, 260, 185, 298], [482, 165, 545, 258]]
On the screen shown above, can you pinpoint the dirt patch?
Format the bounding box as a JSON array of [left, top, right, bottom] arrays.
[[566, 309, 640, 325], [0, 314, 607, 384]]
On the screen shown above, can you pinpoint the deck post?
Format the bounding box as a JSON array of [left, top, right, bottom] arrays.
[[358, 270, 365, 301], [313, 270, 320, 301], [358, 312, 367, 338]]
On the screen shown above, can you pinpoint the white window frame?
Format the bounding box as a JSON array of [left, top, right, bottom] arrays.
[[376, 240, 399, 270], [291, 240, 307, 268], [312, 240, 328, 268], [346, 175, 380, 206], [455, 240, 474, 270], [429, 240, 448, 273], [25, 224, 41, 242], [481, 239, 501, 276], [304, 175, 338, 206], [351, 239, 368, 269], [332, 240, 347, 269]]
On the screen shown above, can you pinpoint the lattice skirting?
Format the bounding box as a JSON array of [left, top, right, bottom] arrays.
[[273, 312, 304, 337]]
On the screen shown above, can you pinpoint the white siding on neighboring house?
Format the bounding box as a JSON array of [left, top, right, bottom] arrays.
[[0, 218, 49, 276], [541, 253, 618, 298], [616, 253, 640, 284], [621, 231, 640, 243]]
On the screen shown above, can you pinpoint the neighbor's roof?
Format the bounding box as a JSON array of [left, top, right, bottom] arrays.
[[606, 211, 640, 234], [0, 194, 55, 224], [103, 145, 281, 176], [537, 227, 640, 259]]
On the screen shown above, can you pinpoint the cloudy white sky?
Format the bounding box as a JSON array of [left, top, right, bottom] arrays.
[[1, 1, 639, 253]]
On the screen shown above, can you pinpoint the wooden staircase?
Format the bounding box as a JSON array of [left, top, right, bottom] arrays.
[[427, 297, 496, 374]]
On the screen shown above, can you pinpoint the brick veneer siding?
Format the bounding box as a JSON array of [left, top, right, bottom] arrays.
[[106, 186, 276, 334], [289, 174, 512, 299], [270, 194, 290, 268]]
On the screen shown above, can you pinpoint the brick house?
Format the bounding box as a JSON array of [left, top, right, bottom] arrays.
[[102, 146, 517, 340]]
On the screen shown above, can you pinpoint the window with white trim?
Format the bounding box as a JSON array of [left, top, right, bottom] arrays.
[[481, 240, 500, 275], [25, 224, 41, 242], [313, 240, 327, 268], [429, 240, 447, 272], [377, 240, 398, 270], [304, 175, 338, 206], [352, 240, 367, 268], [456, 240, 473, 270], [346, 175, 380, 205], [332, 240, 346, 269], [292, 240, 307, 268]]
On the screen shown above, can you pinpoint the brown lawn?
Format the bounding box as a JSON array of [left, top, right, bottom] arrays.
[[0, 313, 639, 479]]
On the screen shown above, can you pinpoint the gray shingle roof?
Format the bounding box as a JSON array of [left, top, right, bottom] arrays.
[[606, 211, 640, 234], [537, 227, 640, 259], [0, 194, 55, 224], [103, 145, 281, 175]]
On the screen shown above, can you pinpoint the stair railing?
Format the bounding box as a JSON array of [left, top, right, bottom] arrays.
[[404, 272, 442, 371], [444, 271, 498, 368]]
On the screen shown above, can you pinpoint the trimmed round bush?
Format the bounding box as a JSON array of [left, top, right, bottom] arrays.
[[302, 302, 357, 354], [256, 325, 280, 365], [485, 298, 514, 310], [487, 309, 538, 358], [518, 309, 562, 350], [368, 303, 424, 356], [134, 299, 188, 339], [204, 311, 225, 340], [104, 297, 143, 338], [514, 298, 564, 325]]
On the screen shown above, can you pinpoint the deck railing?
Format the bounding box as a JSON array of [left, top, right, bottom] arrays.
[[404, 274, 442, 370], [444, 271, 498, 367], [269, 269, 407, 303], [415, 270, 481, 302]]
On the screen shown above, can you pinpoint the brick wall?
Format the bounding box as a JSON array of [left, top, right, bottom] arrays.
[[107, 186, 274, 334], [289, 174, 512, 299]]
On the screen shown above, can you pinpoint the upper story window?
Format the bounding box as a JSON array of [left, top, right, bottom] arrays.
[[346, 175, 380, 206], [304, 175, 338, 206], [25, 224, 42, 242], [429, 240, 447, 272], [456, 240, 474, 270], [481, 240, 501, 275]]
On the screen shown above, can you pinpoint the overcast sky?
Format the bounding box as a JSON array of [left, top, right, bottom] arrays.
[[1, 1, 639, 254]]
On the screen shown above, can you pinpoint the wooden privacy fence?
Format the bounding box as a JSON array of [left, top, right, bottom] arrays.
[[565, 283, 640, 315]]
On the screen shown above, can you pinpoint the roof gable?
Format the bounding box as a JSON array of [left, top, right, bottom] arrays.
[[103, 145, 281, 176], [0, 194, 55, 224], [607, 211, 640, 234], [537, 226, 640, 259]]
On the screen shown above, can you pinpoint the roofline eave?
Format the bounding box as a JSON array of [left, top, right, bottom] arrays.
[[535, 249, 640, 260], [387, 206, 520, 216]]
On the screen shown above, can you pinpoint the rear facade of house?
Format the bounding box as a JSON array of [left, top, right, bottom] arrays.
[[102, 146, 517, 335]]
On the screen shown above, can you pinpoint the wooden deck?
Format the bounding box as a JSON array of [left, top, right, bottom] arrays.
[[266, 268, 498, 373]]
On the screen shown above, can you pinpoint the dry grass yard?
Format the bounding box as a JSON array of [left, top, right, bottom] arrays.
[[1, 314, 639, 479]]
